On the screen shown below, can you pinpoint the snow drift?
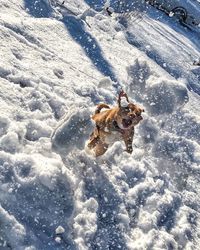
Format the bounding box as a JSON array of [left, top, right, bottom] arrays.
[[0, 0, 200, 249]]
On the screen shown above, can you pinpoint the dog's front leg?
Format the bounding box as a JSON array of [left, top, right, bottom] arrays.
[[123, 129, 134, 154]]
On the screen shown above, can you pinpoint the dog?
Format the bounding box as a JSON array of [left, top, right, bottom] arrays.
[[87, 91, 144, 157]]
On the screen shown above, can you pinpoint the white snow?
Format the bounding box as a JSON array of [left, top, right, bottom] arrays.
[[0, 0, 200, 249], [55, 226, 65, 235], [120, 97, 129, 107]]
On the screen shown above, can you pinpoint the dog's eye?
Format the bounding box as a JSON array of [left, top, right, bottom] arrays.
[[124, 107, 130, 112]]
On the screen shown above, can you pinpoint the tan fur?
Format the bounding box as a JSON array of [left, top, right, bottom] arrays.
[[94, 103, 110, 114], [87, 93, 144, 157]]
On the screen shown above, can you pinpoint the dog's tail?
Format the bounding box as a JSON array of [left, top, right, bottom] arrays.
[[95, 104, 110, 114]]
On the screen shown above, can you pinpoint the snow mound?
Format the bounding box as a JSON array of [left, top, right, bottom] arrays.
[[0, 151, 75, 249], [127, 59, 189, 116], [52, 107, 94, 154]]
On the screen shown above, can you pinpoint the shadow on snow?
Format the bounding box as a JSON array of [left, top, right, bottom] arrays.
[[24, 0, 118, 84], [84, 0, 105, 11], [78, 154, 128, 250], [62, 15, 118, 83], [24, 0, 52, 18]]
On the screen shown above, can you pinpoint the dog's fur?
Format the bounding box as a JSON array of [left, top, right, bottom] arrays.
[[87, 91, 144, 157]]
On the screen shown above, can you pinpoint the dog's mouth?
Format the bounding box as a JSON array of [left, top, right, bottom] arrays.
[[122, 115, 143, 128], [122, 118, 132, 128]]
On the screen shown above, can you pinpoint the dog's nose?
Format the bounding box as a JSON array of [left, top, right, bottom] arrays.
[[130, 114, 136, 118]]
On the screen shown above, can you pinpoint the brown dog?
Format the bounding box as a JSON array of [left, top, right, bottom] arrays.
[[87, 91, 144, 157]]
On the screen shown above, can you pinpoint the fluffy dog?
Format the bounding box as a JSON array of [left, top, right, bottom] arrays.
[[87, 91, 144, 157]]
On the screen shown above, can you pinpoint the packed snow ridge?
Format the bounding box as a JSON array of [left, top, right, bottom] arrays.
[[0, 0, 200, 249]]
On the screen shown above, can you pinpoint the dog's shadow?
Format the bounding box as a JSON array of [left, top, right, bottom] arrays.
[[67, 151, 128, 249]]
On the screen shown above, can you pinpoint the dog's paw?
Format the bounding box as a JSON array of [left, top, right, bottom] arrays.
[[127, 148, 133, 154], [84, 141, 96, 157]]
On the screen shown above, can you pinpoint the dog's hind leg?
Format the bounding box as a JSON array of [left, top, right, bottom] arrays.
[[86, 126, 108, 156], [87, 127, 100, 149], [86, 135, 108, 157], [87, 136, 99, 149], [93, 140, 108, 157]]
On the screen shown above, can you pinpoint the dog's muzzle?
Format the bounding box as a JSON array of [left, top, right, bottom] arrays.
[[122, 118, 132, 128], [122, 115, 143, 128]]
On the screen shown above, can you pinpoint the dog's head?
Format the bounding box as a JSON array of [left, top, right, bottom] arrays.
[[116, 91, 144, 129]]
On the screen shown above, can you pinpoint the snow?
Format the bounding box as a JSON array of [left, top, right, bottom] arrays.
[[55, 226, 65, 235], [120, 97, 129, 107], [0, 0, 200, 249]]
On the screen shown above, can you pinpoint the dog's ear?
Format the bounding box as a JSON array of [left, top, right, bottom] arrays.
[[118, 90, 129, 107]]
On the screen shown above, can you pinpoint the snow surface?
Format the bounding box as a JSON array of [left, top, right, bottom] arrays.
[[0, 0, 200, 249]]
